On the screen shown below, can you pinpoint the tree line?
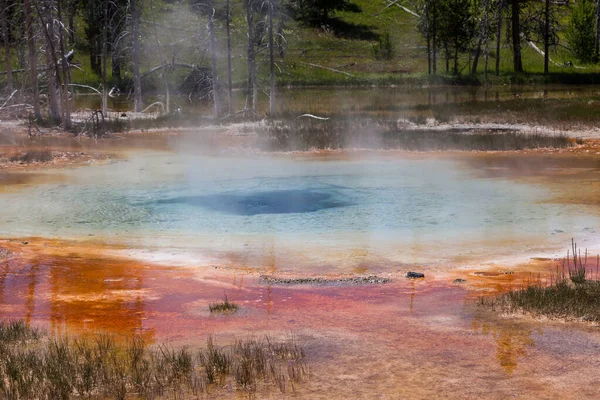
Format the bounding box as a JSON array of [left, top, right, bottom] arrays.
[[418, 0, 600, 76], [1, 0, 600, 127], [0, 0, 296, 126]]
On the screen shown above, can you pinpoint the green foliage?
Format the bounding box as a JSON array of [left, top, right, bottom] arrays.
[[417, 0, 476, 73], [288, 0, 361, 25], [565, 0, 597, 63], [372, 32, 394, 60]]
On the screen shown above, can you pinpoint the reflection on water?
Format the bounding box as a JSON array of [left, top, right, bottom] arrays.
[[74, 86, 600, 117], [473, 318, 537, 374], [0, 254, 153, 340]]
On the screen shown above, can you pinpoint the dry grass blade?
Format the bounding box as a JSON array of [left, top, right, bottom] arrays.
[[480, 241, 600, 322], [0, 320, 307, 398]]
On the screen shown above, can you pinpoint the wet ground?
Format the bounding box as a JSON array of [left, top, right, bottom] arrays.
[[1, 238, 599, 399], [2, 124, 600, 398]]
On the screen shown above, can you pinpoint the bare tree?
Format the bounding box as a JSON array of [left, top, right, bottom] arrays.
[[226, 0, 233, 115], [131, 0, 142, 112], [57, 0, 72, 128], [101, 0, 108, 115], [472, 0, 491, 74], [244, 0, 257, 114], [495, 0, 504, 76], [1, 0, 13, 95], [23, 0, 42, 119], [511, 0, 523, 72], [67, 0, 75, 44], [41, 0, 61, 122], [432, 0, 437, 74], [596, 0, 600, 61], [543, 0, 549, 74], [268, 0, 275, 115], [424, 0, 431, 74], [150, 0, 170, 113], [206, 0, 222, 117]]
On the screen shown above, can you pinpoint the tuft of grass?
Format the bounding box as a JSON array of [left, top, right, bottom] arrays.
[[0, 320, 307, 398], [0, 320, 41, 343], [209, 295, 239, 314], [480, 241, 600, 323]]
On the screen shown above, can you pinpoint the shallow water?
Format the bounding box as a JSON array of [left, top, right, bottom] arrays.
[[0, 147, 596, 271]]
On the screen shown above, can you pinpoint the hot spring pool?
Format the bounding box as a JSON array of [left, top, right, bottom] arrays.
[[0, 150, 596, 271]]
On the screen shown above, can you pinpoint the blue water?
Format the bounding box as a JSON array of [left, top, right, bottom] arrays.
[[149, 189, 353, 216], [0, 151, 595, 268]]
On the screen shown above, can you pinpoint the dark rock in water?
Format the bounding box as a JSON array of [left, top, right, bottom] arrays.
[[21, 241, 28, 245], [405, 271, 424, 279], [453, 278, 467, 284]]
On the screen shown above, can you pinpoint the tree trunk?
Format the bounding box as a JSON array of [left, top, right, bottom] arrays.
[[207, 0, 222, 118], [226, 0, 233, 115], [68, 0, 75, 45], [543, 0, 549, 75], [482, 0, 490, 81], [40, 1, 61, 122], [595, 0, 600, 62], [268, 0, 275, 116], [102, 0, 108, 115], [1, 0, 13, 95], [472, 0, 490, 75], [131, 0, 142, 112], [510, 0, 522, 72], [472, 39, 483, 74], [245, 0, 255, 113], [495, 0, 503, 76], [23, 0, 41, 119], [45, 24, 61, 122], [57, 0, 71, 129], [94, 37, 102, 75], [425, 1, 431, 74], [150, 0, 169, 113], [454, 42, 458, 74], [432, 0, 437, 74], [445, 42, 449, 72], [112, 52, 121, 82]]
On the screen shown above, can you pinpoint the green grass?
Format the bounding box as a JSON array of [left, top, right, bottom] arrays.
[[209, 295, 239, 314], [0, 320, 306, 398], [5, 0, 600, 99], [480, 242, 600, 323]]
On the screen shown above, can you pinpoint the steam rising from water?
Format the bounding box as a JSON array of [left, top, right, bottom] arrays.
[[0, 147, 598, 269]]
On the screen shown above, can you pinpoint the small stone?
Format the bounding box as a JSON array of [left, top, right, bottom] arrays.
[[453, 278, 467, 284], [405, 271, 424, 279], [21, 241, 28, 245]]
